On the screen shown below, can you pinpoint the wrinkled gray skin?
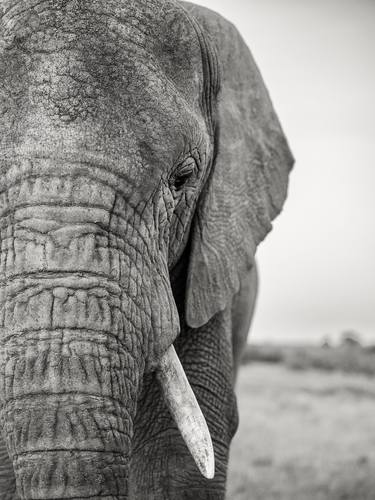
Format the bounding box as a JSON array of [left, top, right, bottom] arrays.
[[0, 0, 293, 498]]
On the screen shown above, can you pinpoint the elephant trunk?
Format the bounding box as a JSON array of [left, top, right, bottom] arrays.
[[0, 165, 145, 498], [0, 160, 214, 496], [2, 325, 140, 498]]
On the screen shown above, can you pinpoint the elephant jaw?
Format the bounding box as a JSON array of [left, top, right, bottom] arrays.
[[156, 345, 215, 480]]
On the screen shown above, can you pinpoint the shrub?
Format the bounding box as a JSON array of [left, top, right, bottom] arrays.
[[242, 343, 375, 376], [241, 344, 284, 365]]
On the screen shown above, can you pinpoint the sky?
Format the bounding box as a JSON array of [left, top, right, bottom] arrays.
[[196, 0, 375, 343]]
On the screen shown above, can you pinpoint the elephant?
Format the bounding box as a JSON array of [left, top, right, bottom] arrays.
[[0, 0, 293, 498]]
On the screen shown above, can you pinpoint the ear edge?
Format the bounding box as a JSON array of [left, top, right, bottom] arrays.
[[182, 3, 294, 330]]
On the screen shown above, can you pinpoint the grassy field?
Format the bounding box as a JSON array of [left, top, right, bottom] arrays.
[[227, 364, 375, 500]]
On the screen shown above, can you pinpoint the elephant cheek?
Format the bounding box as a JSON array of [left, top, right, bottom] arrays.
[[0, 175, 151, 498]]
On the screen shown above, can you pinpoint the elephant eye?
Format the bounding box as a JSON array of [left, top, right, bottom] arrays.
[[172, 158, 197, 191]]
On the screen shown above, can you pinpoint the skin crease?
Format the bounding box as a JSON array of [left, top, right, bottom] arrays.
[[0, 0, 294, 499]]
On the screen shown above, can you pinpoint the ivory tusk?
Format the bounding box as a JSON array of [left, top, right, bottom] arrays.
[[156, 345, 215, 480]]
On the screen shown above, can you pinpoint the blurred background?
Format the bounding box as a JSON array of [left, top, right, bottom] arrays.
[[195, 0, 375, 498]]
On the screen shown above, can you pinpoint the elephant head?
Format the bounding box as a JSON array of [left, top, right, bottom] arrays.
[[0, 0, 293, 498]]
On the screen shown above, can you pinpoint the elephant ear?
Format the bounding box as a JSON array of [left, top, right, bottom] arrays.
[[182, 3, 294, 328]]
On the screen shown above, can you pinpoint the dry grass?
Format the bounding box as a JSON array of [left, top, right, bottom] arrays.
[[227, 364, 375, 500]]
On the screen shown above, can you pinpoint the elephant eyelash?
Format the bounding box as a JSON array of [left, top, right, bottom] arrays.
[[171, 158, 198, 191]]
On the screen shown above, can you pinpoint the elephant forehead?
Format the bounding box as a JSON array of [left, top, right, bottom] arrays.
[[0, 0, 204, 104], [0, 0, 208, 174]]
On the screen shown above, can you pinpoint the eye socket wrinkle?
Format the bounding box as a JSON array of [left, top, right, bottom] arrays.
[[171, 157, 198, 191]]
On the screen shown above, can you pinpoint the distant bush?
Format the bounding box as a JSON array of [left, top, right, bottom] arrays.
[[242, 343, 375, 377], [241, 344, 284, 365], [286, 346, 375, 376], [285, 347, 335, 372], [340, 330, 362, 348]]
